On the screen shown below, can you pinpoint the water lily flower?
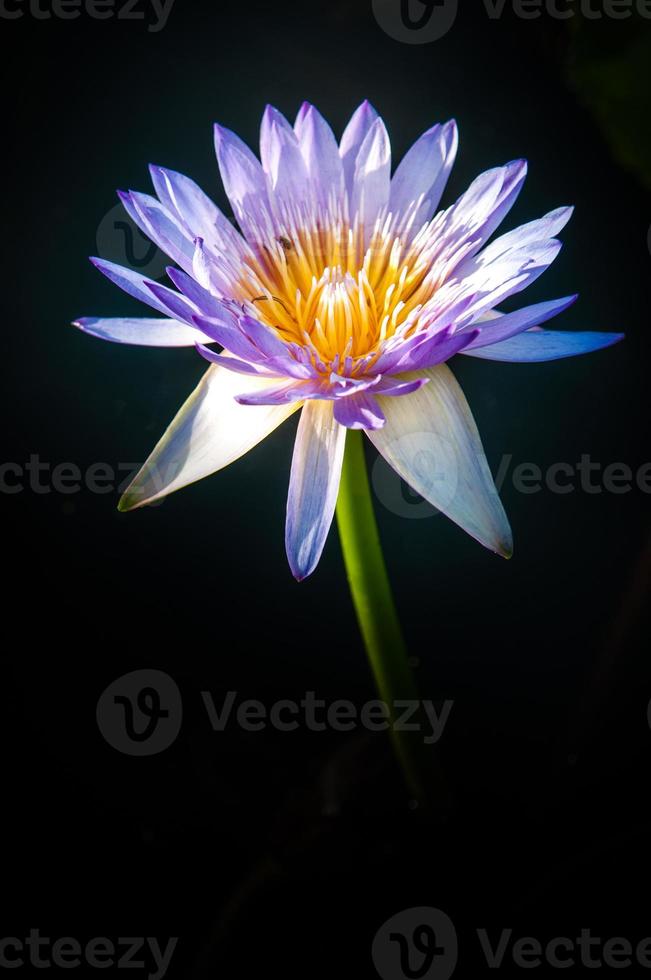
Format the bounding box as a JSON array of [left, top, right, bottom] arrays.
[[75, 101, 623, 580]]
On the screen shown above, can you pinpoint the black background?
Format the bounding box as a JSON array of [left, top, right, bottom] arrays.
[[2, 0, 651, 976]]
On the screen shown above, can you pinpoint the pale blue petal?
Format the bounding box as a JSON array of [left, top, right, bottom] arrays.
[[285, 401, 346, 580], [74, 317, 208, 347], [462, 328, 625, 362]]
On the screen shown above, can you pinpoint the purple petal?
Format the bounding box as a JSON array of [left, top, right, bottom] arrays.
[[214, 124, 271, 240], [235, 382, 312, 406], [192, 313, 265, 363], [384, 327, 480, 373], [339, 100, 379, 201], [145, 281, 199, 324], [390, 119, 458, 231], [89, 257, 171, 317], [350, 116, 391, 232], [333, 391, 386, 430], [118, 190, 194, 273], [195, 345, 280, 375], [294, 103, 344, 207], [260, 105, 310, 204], [166, 266, 230, 318], [466, 295, 578, 349], [148, 165, 244, 252], [191, 236, 239, 297], [373, 377, 430, 397], [239, 315, 292, 359]]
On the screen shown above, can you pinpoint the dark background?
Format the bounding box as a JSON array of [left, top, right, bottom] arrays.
[[2, 0, 650, 975]]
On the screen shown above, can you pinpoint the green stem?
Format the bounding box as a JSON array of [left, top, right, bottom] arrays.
[[336, 430, 426, 800]]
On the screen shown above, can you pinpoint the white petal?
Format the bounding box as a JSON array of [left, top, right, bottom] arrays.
[[367, 364, 512, 557], [119, 364, 300, 511], [285, 400, 347, 580]]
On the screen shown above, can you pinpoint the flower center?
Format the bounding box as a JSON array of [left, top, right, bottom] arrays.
[[232, 215, 443, 373]]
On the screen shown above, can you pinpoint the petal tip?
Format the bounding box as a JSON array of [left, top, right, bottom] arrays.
[[117, 492, 136, 513], [118, 485, 152, 512], [498, 539, 514, 560]]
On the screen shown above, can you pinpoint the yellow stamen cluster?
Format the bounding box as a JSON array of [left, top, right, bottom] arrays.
[[232, 213, 443, 367]]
